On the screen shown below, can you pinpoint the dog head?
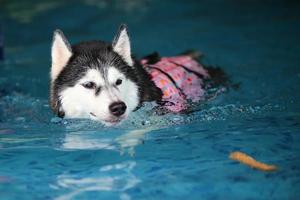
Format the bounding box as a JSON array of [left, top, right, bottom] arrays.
[[50, 25, 141, 125]]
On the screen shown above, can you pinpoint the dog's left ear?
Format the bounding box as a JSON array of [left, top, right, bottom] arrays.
[[112, 24, 133, 66]]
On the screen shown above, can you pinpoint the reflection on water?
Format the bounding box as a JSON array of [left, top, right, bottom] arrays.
[[62, 131, 117, 151], [54, 161, 139, 200], [61, 127, 153, 157]]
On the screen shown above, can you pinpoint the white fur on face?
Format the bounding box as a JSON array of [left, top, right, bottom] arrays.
[[107, 67, 139, 116], [112, 28, 133, 66], [51, 31, 72, 80], [59, 67, 139, 125]]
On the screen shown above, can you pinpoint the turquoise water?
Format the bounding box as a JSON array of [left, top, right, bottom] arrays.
[[1, 0, 300, 199]]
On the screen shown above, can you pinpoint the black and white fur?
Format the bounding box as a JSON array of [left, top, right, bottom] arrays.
[[50, 25, 162, 125]]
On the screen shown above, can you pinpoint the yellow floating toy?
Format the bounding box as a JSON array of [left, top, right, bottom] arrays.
[[230, 151, 277, 171]]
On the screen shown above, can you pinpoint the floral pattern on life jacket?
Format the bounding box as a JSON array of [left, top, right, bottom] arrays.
[[141, 55, 210, 112]]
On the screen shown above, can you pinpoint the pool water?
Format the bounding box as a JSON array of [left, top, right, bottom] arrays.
[[0, 0, 300, 199]]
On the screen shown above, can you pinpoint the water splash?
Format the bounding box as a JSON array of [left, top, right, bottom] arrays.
[[0, 92, 284, 130]]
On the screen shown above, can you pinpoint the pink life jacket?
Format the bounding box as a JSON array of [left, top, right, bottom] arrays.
[[140, 55, 210, 112]]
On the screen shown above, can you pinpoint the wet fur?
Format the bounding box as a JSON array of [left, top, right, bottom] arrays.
[[50, 40, 162, 117]]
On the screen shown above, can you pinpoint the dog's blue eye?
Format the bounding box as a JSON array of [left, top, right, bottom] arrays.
[[116, 79, 122, 86], [82, 81, 96, 89]]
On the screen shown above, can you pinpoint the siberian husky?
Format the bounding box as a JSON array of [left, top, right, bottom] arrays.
[[50, 24, 227, 126]]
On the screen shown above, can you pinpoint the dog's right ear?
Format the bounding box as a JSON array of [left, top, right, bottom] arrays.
[[51, 29, 72, 80]]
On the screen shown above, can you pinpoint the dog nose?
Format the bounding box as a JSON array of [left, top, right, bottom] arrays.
[[109, 101, 127, 116]]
